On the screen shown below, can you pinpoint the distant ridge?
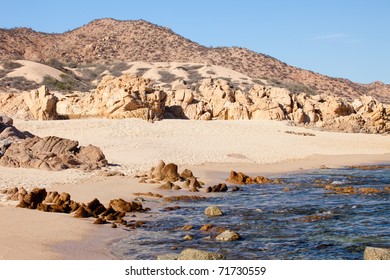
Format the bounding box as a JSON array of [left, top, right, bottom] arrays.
[[1, 18, 389, 102]]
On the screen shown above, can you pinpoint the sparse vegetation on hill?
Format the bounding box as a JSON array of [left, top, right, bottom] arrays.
[[0, 18, 389, 101]]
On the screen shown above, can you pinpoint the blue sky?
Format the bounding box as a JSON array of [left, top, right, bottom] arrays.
[[1, 0, 389, 84]]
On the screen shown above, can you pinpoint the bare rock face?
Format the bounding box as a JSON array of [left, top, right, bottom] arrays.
[[0, 114, 107, 171], [0, 135, 107, 171], [0, 86, 58, 121], [93, 74, 167, 120], [318, 96, 390, 133], [22, 85, 58, 120]]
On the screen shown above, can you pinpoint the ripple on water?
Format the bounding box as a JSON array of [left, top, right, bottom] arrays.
[[111, 166, 390, 260]]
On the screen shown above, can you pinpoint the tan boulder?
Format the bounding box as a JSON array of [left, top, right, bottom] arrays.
[[269, 87, 292, 113], [318, 96, 354, 121], [0, 134, 107, 171], [23, 85, 58, 120], [93, 74, 167, 120]]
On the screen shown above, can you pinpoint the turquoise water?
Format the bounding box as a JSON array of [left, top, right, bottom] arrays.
[[111, 167, 390, 259]]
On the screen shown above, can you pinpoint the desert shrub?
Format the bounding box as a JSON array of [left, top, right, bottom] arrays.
[[186, 69, 203, 84], [111, 62, 129, 74], [206, 70, 216, 75], [158, 70, 177, 83], [0, 70, 8, 79], [1, 60, 23, 70], [67, 62, 78, 68], [0, 76, 39, 90], [43, 58, 65, 71], [135, 68, 150, 76], [42, 74, 91, 92], [183, 64, 203, 71], [79, 68, 98, 81]]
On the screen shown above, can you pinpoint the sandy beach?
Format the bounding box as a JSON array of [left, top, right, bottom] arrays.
[[1, 118, 389, 259]]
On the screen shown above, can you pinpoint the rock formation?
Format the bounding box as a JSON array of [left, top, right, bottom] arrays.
[[2, 73, 389, 133], [22, 85, 58, 120], [57, 75, 167, 121], [4, 186, 147, 228], [0, 86, 58, 120], [227, 171, 274, 185], [204, 205, 223, 217], [166, 77, 390, 133], [0, 114, 107, 171]]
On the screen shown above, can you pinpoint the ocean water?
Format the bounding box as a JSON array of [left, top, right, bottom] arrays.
[[110, 167, 390, 260]]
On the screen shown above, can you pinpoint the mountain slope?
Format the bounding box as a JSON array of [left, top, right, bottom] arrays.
[[1, 18, 389, 102]]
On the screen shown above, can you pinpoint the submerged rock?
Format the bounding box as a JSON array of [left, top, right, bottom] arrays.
[[215, 230, 241, 241], [205, 205, 223, 217], [157, 254, 179, 260], [177, 249, 225, 260]]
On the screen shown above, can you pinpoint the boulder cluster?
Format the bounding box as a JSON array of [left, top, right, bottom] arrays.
[[2, 75, 388, 133], [57, 74, 166, 121], [137, 160, 203, 192], [165, 78, 390, 133], [2, 187, 146, 227], [0, 85, 58, 121], [324, 185, 390, 195], [226, 170, 277, 185], [0, 114, 107, 171]]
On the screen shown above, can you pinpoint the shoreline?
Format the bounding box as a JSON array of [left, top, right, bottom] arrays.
[[1, 118, 389, 259], [52, 153, 390, 260], [0, 153, 389, 259]]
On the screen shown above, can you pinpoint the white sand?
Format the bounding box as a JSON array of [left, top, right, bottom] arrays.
[[1, 118, 389, 259]]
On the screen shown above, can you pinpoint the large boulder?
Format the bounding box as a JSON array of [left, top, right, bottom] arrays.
[[0, 135, 107, 171], [215, 230, 241, 241], [205, 205, 223, 217], [92, 75, 167, 121], [22, 85, 58, 120]]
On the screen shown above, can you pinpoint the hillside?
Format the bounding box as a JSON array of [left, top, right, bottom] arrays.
[[0, 18, 389, 102]]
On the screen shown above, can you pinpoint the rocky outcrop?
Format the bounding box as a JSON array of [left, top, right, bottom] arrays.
[[57, 75, 167, 121], [3, 73, 389, 133], [164, 78, 390, 133], [109, 198, 143, 212], [138, 160, 202, 192], [6, 186, 147, 226], [364, 247, 390, 260], [0, 135, 107, 171], [23, 85, 58, 120], [0, 86, 58, 121], [0, 114, 107, 171], [206, 183, 228, 193], [227, 171, 274, 185]]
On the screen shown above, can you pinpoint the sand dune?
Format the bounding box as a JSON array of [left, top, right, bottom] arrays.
[[6, 60, 64, 83]]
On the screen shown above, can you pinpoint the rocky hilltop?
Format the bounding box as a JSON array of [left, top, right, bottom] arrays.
[[1, 18, 389, 102]]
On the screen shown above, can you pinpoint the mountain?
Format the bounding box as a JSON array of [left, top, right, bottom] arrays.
[[1, 18, 389, 102]]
